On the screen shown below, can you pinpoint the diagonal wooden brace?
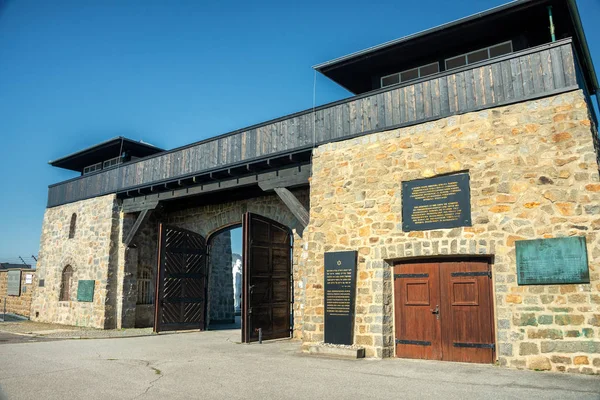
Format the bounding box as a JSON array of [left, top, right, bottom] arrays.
[[273, 187, 309, 228], [123, 209, 153, 247]]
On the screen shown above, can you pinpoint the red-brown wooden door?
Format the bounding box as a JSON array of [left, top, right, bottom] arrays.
[[394, 263, 442, 360], [242, 213, 292, 343], [440, 261, 495, 363], [394, 260, 494, 364]]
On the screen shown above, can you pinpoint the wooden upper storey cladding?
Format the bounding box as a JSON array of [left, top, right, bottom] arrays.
[[47, 40, 582, 208]]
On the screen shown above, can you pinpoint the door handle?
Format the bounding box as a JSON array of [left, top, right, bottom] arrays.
[[430, 305, 440, 320]]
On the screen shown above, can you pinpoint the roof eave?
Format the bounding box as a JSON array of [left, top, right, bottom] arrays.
[[312, 0, 535, 72], [567, 0, 599, 94], [48, 136, 165, 167]]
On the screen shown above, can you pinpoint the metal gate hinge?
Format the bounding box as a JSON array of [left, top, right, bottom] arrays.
[[395, 339, 432, 346], [453, 342, 495, 349]]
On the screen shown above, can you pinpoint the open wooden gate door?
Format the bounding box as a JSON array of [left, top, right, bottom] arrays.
[[154, 224, 208, 333], [242, 213, 292, 343]]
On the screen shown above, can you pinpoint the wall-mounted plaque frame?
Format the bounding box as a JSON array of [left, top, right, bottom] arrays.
[[77, 280, 95, 302], [7, 270, 21, 296], [324, 250, 358, 345], [402, 173, 471, 232], [516, 237, 589, 285]]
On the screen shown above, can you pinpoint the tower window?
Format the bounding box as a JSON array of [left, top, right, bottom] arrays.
[[69, 213, 77, 239]]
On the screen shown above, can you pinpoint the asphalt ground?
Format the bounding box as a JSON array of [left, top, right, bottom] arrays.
[[0, 329, 598, 400]]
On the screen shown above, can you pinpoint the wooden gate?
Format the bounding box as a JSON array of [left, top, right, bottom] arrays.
[[154, 224, 208, 333], [242, 213, 292, 343], [394, 260, 494, 363]]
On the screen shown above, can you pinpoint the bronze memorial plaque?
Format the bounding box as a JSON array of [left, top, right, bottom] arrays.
[[402, 173, 471, 232], [324, 251, 357, 345], [77, 280, 95, 302], [516, 237, 589, 285]]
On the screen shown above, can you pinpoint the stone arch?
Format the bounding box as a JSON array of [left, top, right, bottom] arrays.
[[156, 188, 308, 336], [57, 255, 79, 301], [166, 196, 305, 240]]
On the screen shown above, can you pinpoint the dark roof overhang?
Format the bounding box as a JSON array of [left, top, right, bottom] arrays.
[[49, 136, 164, 172], [314, 0, 598, 96]]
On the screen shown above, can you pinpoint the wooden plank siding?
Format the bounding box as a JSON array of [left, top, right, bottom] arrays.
[[47, 40, 582, 208]]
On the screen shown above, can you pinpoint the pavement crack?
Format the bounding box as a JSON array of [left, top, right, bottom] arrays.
[[131, 362, 164, 399]]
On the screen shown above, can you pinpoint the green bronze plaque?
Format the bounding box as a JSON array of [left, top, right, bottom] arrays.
[[77, 280, 95, 302], [516, 237, 589, 285]]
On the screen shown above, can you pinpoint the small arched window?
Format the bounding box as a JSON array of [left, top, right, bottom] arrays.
[[60, 265, 73, 301], [68, 213, 77, 239]]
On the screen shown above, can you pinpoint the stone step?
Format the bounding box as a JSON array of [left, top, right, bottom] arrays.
[[304, 343, 365, 359]]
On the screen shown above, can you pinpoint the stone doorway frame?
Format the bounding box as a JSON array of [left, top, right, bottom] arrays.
[[205, 223, 243, 330], [388, 254, 497, 362]]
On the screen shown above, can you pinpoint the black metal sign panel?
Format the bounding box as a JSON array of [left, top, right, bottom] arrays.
[[402, 173, 471, 232], [516, 237, 589, 285], [324, 250, 357, 345]]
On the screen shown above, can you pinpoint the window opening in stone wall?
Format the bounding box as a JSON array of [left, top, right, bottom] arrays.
[[60, 265, 73, 301], [137, 266, 153, 305], [68, 213, 77, 239]]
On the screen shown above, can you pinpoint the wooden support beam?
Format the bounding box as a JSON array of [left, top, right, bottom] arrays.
[[122, 199, 159, 213], [121, 164, 310, 207], [123, 209, 152, 247], [273, 187, 309, 228], [257, 165, 311, 191]]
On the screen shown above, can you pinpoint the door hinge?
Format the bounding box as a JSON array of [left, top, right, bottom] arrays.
[[394, 273, 429, 279], [395, 339, 432, 346], [453, 342, 495, 349], [451, 271, 491, 278]]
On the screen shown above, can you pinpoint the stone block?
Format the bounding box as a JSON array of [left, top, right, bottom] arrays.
[[306, 344, 365, 359], [573, 356, 589, 365], [355, 335, 373, 346], [527, 356, 552, 371], [582, 328, 594, 338], [551, 356, 572, 364], [499, 343, 513, 356], [519, 342, 539, 355], [527, 329, 563, 340], [541, 341, 600, 353], [506, 294, 522, 304], [555, 314, 585, 326], [513, 313, 537, 327]]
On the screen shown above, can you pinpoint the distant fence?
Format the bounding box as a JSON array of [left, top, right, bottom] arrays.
[[0, 269, 36, 318]]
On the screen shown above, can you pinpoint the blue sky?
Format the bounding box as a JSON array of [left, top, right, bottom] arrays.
[[0, 0, 599, 262]]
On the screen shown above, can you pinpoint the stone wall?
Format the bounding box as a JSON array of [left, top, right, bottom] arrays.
[[302, 89, 600, 373], [31, 194, 120, 328], [207, 229, 235, 324], [0, 269, 35, 317]]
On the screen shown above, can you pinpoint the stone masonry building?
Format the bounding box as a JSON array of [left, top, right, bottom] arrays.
[[32, 0, 600, 374]]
